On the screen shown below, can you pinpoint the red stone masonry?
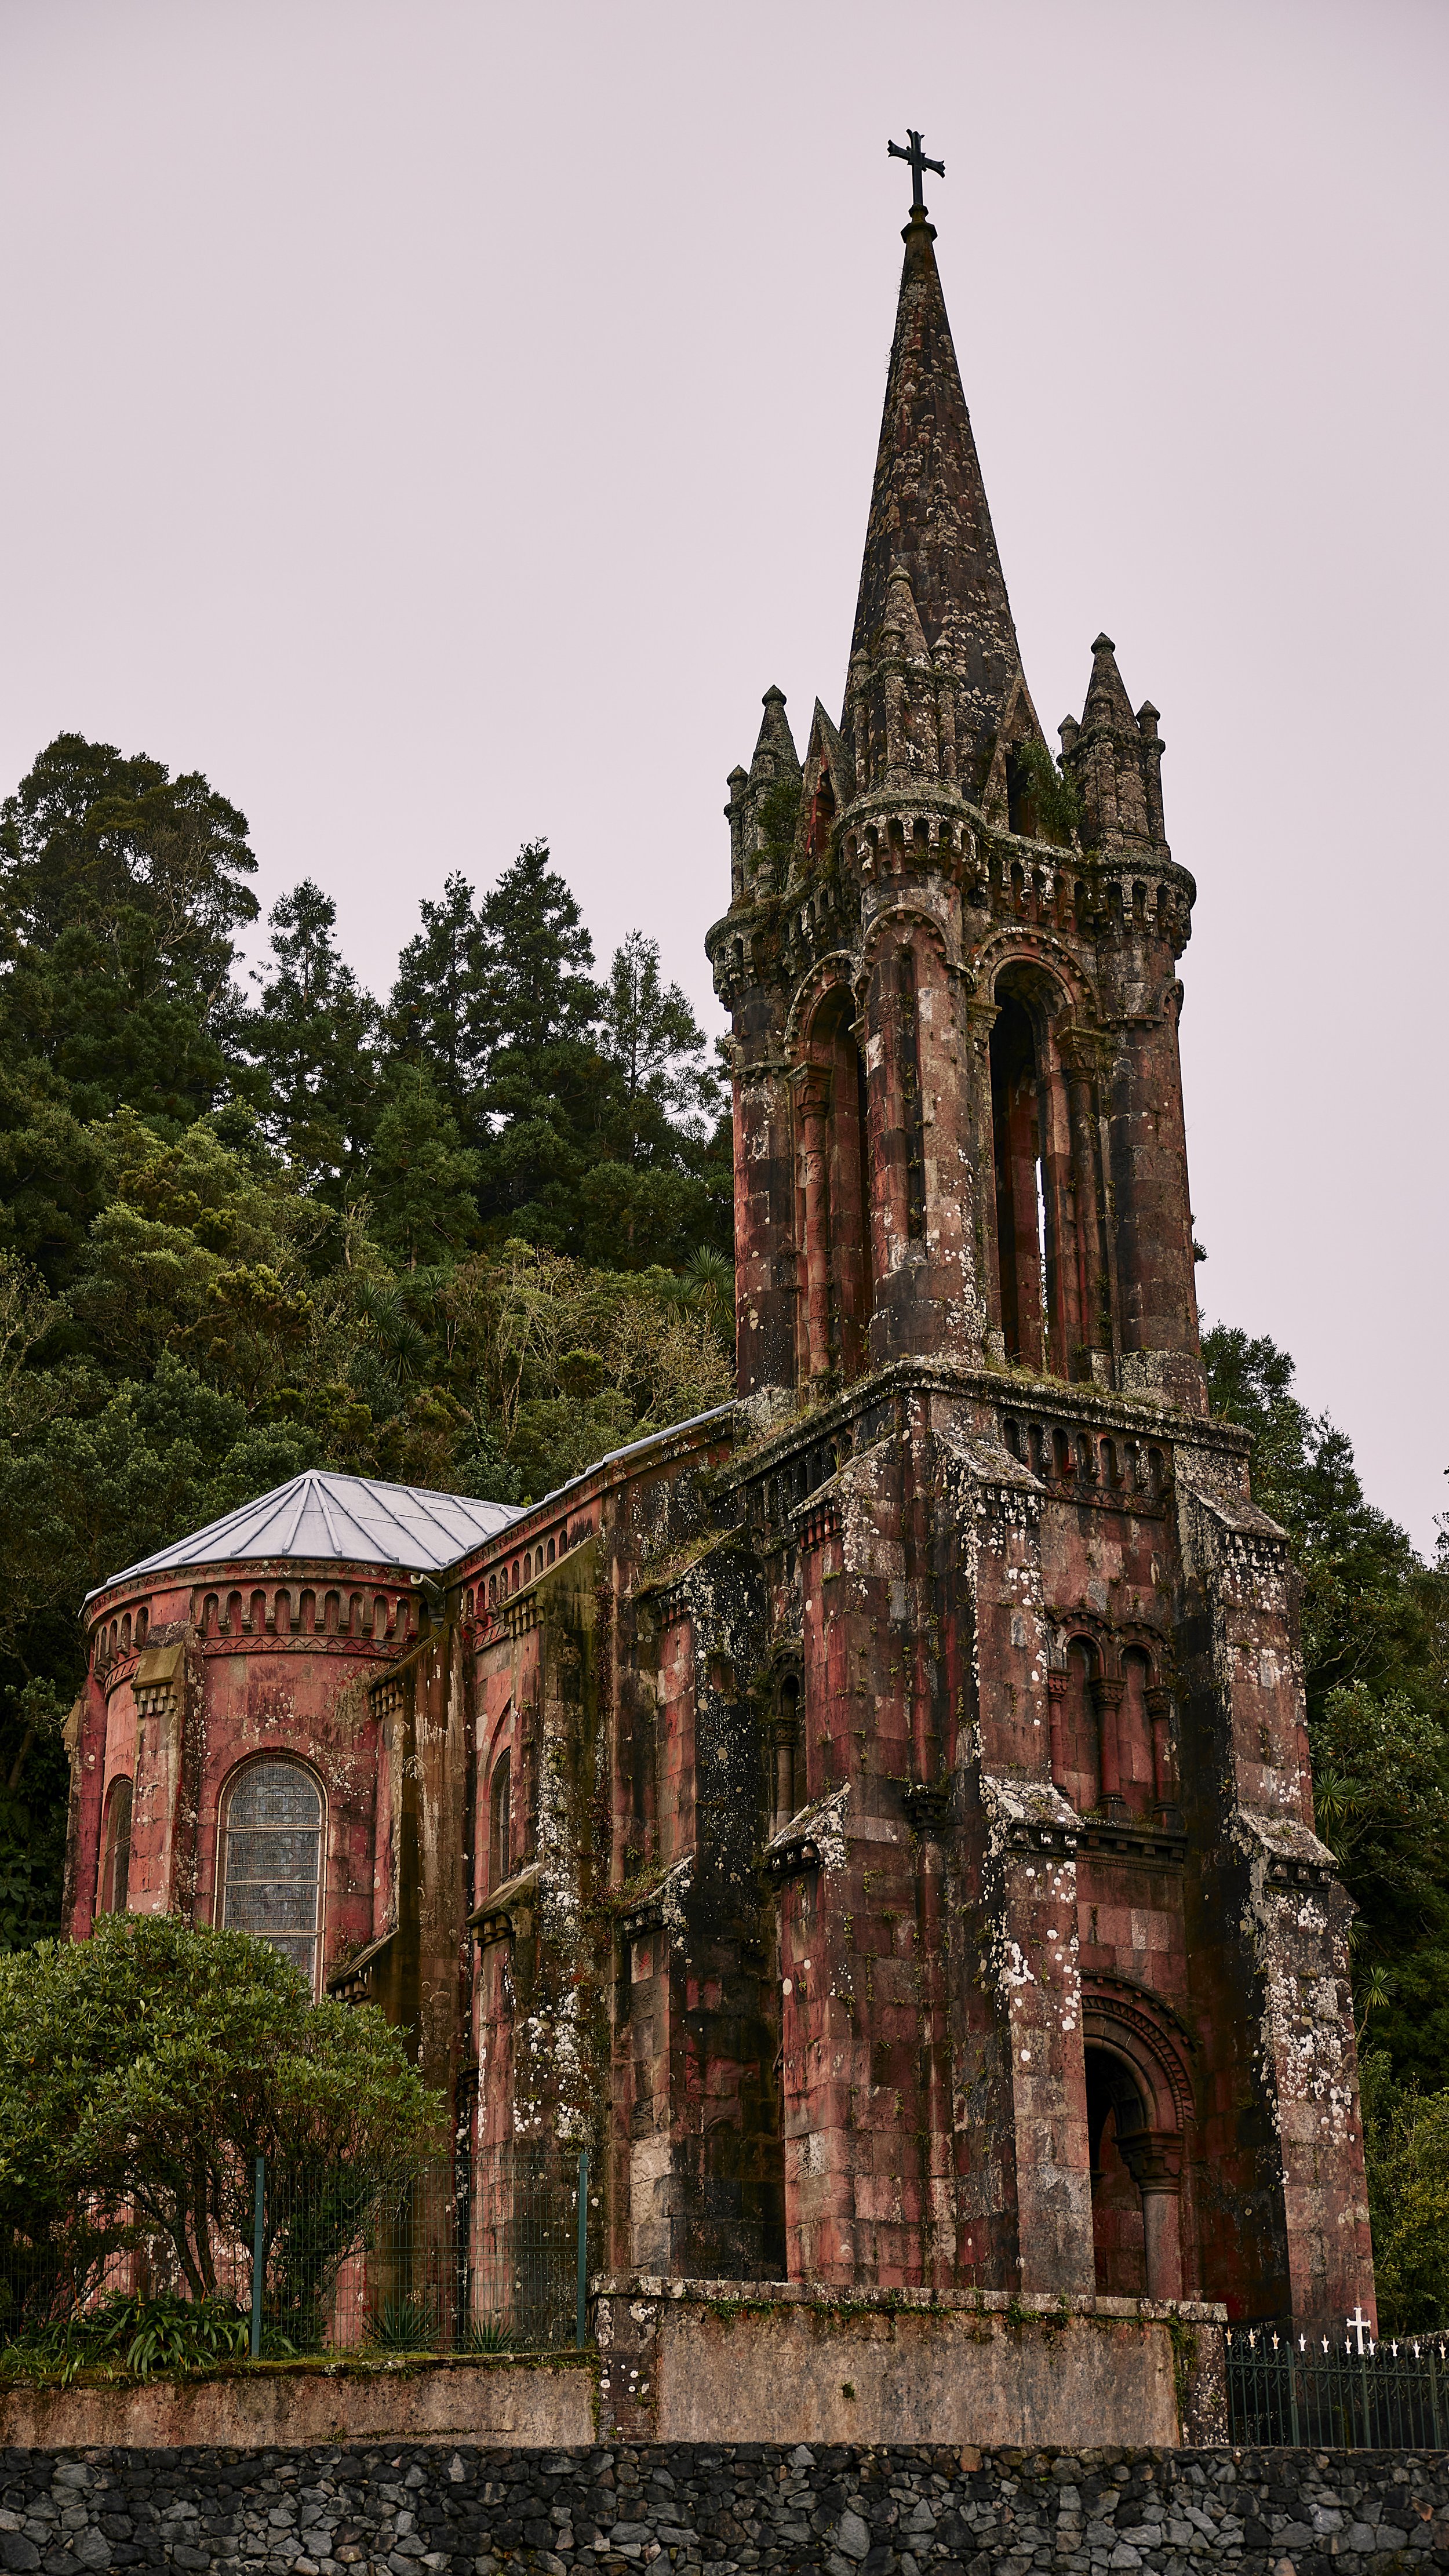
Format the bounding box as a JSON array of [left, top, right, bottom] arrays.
[[64, 202, 1372, 2337]]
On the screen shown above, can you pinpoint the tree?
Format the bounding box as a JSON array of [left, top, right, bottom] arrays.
[[365, 1064, 480, 1271], [243, 882, 378, 1192], [0, 1067, 111, 1287], [596, 931, 718, 1160], [0, 1913, 440, 2324], [0, 733, 259, 1003], [384, 871, 487, 1124], [0, 920, 232, 1131], [1202, 1326, 1437, 1723], [469, 842, 609, 1239], [0, 735, 260, 1134], [1359, 2052, 1449, 2333], [1204, 1322, 1449, 2095]]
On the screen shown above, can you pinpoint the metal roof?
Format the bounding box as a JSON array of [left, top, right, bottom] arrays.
[[90, 1402, 737, 1602], [94, 1470, 525, 1593]]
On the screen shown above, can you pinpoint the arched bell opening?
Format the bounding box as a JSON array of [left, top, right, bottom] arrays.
[[988, 967, 1083, 1375], [798, 987, 873, 1387], [1086, 2040, 1184, 2302], [988, 964, 1111, 1378]]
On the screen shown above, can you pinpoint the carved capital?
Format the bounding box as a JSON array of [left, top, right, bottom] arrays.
[[1117, 2126, 1185, 2196], [902, 1779, 953, 1839], [1057, 1024, 1113, 1080]]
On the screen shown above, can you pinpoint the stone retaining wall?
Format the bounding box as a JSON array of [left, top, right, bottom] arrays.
[[592, 2283, 1226, 2446], [0, 2442, 1446, 2573]]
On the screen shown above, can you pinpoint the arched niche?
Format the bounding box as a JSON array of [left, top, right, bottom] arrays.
[[1083, 1992, 1192, 2303]]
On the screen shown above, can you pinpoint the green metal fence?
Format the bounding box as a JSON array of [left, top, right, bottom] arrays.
[[1, 2143, 591, 2362], [1226, 2323, 1449, 2448]]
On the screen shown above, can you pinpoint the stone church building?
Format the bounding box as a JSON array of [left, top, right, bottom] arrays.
[[65, 194, 1372, 2334]]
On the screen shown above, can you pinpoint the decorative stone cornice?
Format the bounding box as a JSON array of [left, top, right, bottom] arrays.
[[469, 1861, 542, 1949]]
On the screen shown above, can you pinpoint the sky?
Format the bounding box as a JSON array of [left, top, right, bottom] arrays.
[[0, 0, 1445, 1548]]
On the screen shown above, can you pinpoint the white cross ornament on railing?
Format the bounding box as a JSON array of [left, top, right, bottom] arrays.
[[1347, 2304, 1372, 2356]]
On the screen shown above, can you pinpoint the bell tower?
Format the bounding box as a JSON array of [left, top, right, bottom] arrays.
[[704, 167, 1371, 2330], [710, 203, 1206, 1421]]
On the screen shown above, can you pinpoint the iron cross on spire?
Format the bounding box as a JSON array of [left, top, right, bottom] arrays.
[[887, 127, 945, 216]]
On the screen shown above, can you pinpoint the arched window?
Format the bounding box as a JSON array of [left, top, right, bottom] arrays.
[[771, 1674, 800, 1831], [221, 1761, 323, 1992], [99, 1777, 132, 1916], [489, 1750, 512, 1891]]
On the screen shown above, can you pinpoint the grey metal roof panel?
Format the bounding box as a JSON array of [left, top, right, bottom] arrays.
[[90, 1403, 736, 1602], [94, 1471, 525, 1592]]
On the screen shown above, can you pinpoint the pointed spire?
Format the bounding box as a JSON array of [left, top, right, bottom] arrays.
[[845, 213, 1023, 791], [748, 685, 801, 789], [1067, 635, 1160, 847], [1080, 633, 1138, 736]]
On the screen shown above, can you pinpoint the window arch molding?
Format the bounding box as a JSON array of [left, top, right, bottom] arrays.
[[482, 1704, 519, 1895], [217, 1754, 327, 1996]]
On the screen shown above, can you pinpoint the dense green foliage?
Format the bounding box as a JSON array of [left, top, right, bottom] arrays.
[[1203, 1326, 1449, 2327], [0, 1913, 440, 2339], [0, 727, 1443, 2323], [0, 734, 736, 1948]]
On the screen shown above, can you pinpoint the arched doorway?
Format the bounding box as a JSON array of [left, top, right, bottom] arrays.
[[1085, 2040, 1185, 2301]]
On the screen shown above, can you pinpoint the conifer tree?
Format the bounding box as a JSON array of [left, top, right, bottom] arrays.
[[384, 871, 487, 1124], [366, 1064, 481, 1269], [243, 882, 378, 1192], [469, 841, 607, 1236], [596, 930, 719, 1163], [0, 734, 259, 1131]]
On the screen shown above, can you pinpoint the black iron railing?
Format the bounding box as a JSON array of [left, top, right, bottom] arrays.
[[1226, 2322, 1449, 2448]]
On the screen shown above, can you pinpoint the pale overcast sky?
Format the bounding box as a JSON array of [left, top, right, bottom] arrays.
[[1, 0, 1444, 1547]]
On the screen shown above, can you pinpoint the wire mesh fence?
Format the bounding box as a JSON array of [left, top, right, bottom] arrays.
[[1226, 2323, 1449, 2448], [0, 2142, 590, 2362]]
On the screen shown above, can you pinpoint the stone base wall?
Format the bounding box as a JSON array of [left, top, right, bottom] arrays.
[[593, 2282, 1228, 2448], [0, 2356, 594, 2454], [0, 2442, 1447, 2572]]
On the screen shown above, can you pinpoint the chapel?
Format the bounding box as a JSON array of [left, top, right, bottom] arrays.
[[65, 181, 1373, 2332]]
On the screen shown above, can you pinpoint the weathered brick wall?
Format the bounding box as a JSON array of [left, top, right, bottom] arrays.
[[3, 2442, 1446, 2573]]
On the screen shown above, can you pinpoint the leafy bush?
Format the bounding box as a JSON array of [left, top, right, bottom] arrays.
[[0, 1912, 443, 2335], [1360, 2053, 1449, 2334], [3, 2291, 249, 2385]]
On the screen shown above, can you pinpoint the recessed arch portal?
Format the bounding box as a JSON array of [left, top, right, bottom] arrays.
[[1083, 1986, 1192, 2302]]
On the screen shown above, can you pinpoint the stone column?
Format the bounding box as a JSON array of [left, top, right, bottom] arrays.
[[1091, 1675, 1125, 1817], [1119, 2129, 1185, 2301], [1046, 1670, 1068, 1797]]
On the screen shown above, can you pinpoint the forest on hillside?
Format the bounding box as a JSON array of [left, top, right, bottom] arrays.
[[1, 730, 1446, 2315]]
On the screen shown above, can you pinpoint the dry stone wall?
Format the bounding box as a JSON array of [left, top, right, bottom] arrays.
[[1, 2442, 1447, 2574]]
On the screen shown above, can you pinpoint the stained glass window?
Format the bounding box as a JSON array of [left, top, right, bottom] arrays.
[[222, 1761, 322, 1989]]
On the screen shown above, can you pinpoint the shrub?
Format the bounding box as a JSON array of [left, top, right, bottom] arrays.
[[0, 1912, 443, 2334]]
